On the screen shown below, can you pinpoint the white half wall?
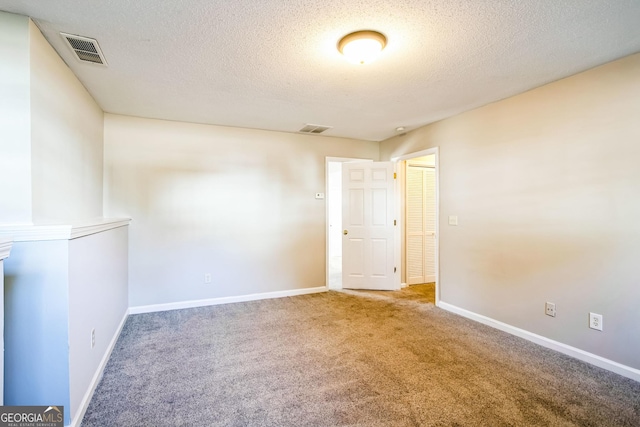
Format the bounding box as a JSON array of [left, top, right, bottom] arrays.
[[4, 240, 72, 423], [2, 221, 129, 427], [68, 226, 128, 425], [104, 114, 379, 306], [380, 53, 640, 371]]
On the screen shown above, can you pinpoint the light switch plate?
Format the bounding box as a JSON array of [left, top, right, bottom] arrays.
[[315, 193, 325, 199], [448, 215, 458, 226]]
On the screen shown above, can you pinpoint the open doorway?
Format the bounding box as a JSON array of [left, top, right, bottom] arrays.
[[325, 157, 372, 290], [326, 151, 438, 301], [405, 155, 436, 285], [393, 148, 440, 305], [404, 155, 436, 304]]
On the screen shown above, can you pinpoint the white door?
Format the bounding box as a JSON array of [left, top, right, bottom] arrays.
[[342, 162, 397, 290], [406, 165, 436, 284]]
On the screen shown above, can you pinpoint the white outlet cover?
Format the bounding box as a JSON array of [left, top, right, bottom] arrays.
[[315, 192, 325, 199], [448, 215, 458, 226], [589, 312, 603, 331], [545, 302, 556, 317]]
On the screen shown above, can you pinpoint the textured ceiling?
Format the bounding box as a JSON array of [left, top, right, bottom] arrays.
[[2, 1, 640, 141]]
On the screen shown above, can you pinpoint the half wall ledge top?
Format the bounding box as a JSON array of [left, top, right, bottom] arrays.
[[0, 217, 131, 242]]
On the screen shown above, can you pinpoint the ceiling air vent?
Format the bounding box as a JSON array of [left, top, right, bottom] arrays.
[[298, 124, 332, 134], [60, 32, 107, 66]]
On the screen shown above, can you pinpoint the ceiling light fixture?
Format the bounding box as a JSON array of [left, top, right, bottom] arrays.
[[338, 30, 387, 65]]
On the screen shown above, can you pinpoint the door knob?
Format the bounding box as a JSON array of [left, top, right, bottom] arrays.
[[343, 230, 348, 235]]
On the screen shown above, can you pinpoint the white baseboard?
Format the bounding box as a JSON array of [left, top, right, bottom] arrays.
[[438, 301, 640, 383], [129, 286, 328, 315], [70, 309, 129, 427], [400, 282, 408, 288]]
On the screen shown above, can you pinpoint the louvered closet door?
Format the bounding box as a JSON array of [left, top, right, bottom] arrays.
[[407, 166, 425, 284], [406, 165, 436, 285], [424, 168, 436, 283]]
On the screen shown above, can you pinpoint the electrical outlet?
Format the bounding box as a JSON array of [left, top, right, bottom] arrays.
[[545, 302, 556, 317], [91, 328, 96, 349], [204, 273, 212, 284], [589, 312, 603, 331]]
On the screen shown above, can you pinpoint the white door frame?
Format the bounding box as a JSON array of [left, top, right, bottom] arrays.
[[391, 148, 440, 305], [325, 157, 373, 290]]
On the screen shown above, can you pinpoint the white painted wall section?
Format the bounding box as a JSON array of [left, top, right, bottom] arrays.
[[0, 14, 104, 225], [29, 20, 104, 223], [0, 12, 32, 224]]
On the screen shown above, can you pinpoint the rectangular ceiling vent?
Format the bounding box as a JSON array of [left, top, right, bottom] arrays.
[[60, 32, 107, 66], [298, 124, 332, 135]]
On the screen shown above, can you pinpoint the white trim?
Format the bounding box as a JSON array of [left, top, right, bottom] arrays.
[[0, 218, 130, 242], [70, 309, 129, 427], [400, 282, 408, 288], [130, 286, 328, 315], [391, 148, 440, 163], [0, 239, 12, 261], [394, 162, 402, 290], [434, 151, 440, 304], [69, 218, 131, 239], [0, 224, 71, 242], [438, 301, 640, 383]]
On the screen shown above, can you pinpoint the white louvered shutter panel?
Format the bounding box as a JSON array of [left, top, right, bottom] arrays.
[[424, 168, 436, 282], [407, 166, 425, 284]]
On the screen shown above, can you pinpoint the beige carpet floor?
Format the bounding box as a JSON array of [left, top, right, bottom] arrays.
[[83, 287, 640, 426]]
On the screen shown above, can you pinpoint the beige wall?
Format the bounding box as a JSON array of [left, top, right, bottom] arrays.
[[408, 155, 436, 167], [104, 114, 379, 306], [381, 53, 640, 369], [30, 20, 104, 223]]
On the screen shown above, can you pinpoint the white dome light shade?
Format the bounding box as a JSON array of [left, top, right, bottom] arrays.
[[338, 30, 387, 64]]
